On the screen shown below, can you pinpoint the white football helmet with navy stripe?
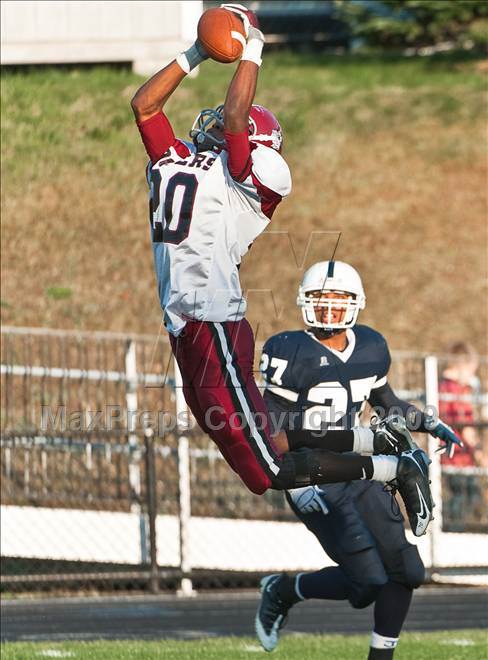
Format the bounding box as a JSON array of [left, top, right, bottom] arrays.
[[297, 261, 366, 330]]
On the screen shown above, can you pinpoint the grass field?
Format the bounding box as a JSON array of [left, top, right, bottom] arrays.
[[1, 630, 487, 659], [1, 53, 487, 353]]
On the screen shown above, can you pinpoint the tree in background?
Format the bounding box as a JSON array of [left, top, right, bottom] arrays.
[[335, 0, 488, 52]]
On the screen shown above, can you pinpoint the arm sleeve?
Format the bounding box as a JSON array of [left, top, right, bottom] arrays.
[[224, 129, 252, 182], [368, 382, 430, 433], [136, 112, 178, 163]]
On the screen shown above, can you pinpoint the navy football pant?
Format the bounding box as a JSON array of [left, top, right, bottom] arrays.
[[287, 481, 424, 613]]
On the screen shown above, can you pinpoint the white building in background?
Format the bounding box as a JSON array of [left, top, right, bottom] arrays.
[[0, 0, 203, 75]]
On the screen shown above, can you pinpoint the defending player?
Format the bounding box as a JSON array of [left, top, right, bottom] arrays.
[[130, 6, 433, 523], [255, 260, 462, 659]]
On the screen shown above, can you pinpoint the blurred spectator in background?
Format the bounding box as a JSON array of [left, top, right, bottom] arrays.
[[439, 341, 485, 531], [439, 341, 483, 466]]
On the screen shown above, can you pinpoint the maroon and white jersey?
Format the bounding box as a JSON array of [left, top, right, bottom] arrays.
[[137, 113, 292, 336]]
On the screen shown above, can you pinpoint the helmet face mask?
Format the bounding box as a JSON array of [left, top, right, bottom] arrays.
[[297, 261, 366, 331], [189, 103, 283, 153], [190, 105, 225, 152], [300, 291, 360, 329]]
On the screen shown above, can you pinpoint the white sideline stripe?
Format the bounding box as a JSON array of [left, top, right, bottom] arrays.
[[263, 383, 299, 402], [37, 650, 75, 658], [214, 323, 280, 476], [0, 364, 165, 385]]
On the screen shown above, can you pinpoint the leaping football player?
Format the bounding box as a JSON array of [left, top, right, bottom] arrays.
[[130, 5, 434, 530], [255, 260, 462, 659]]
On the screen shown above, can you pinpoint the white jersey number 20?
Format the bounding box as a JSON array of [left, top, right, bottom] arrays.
[[150, 171, 198, 245]]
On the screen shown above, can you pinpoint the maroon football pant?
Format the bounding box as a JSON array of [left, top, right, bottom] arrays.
[[170, 319, 281, 494]]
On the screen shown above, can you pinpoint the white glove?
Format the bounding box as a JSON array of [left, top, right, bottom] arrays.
[[220, 3, 264, 66], [220, 3, 252, 37], [287, 486, 329, 515], [241, 26, 265, 66]]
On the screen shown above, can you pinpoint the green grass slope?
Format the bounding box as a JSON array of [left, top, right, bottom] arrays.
[[1, 54, 486, 353], [1, 630, 487, 659]]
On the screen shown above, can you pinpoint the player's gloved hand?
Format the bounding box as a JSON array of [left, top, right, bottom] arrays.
[[246, 26, 265, 45], [176, 39, 209, 75], [221, 3, 264, 65], [220, 3, 259, 37], [426, 417, 463, 459], [241, 26, 265, 66], [287, 486, 329, 515]]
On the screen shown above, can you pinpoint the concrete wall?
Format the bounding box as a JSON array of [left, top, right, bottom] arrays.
[[1, 0, 202, 74], [0, 504, 441, 571]]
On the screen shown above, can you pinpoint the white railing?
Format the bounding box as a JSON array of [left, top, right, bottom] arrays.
[[1, 325, 487, 591]]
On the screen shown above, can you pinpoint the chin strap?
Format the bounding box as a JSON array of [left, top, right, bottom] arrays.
[[193, 137, 224, 153], [309, 327, 345, 340]]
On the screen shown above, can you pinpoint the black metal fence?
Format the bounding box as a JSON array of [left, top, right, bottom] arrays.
[[1, 326, 487, 594]]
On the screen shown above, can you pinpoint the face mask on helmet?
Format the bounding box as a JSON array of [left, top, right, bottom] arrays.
[[296, 261, 366, 330], [190, 104, 225, 152], [190, 103, 284, 153], [299, 291, 361, 329]]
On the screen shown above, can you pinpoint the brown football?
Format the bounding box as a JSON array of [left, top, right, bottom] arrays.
[[197, 7, 246, 64]]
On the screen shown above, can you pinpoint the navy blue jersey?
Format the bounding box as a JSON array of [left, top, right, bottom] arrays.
[[261, 326, 391, 432]]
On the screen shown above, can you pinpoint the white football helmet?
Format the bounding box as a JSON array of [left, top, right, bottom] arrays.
[[297, 261, 366, 330]]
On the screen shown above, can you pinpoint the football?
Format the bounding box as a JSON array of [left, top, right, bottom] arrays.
[[197, 7, 247, 64]]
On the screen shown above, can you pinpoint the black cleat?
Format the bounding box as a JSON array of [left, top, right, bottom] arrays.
[[391, 448, 434, 537], [255, 574, 292, 652], [373, 415, 417, 456]]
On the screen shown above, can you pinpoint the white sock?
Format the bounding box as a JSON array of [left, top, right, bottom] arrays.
[[370, 631, 399, 649], [371, 455, 398, 482], [352, 427, 374, 455]]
